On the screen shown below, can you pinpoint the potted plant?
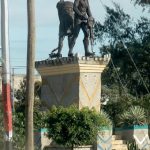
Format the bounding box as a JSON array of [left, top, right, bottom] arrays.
[[115, 106, 150, 149]]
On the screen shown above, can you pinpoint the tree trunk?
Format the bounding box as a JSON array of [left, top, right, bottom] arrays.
[[72, 145, 74, 150], [25, 0, 36, 150]]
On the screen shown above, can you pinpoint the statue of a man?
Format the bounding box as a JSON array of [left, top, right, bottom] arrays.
[[68, 0, 94, 57], [50, 0, 74, 58]]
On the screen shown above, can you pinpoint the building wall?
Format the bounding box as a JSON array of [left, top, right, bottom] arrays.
[[0, 74, 41, 94], [12, 74, 41, 91]]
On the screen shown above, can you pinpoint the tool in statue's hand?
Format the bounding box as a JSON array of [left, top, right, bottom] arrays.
[[88, 17, 95, 54]]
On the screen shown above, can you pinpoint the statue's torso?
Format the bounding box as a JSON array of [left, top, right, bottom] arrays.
[[74, 0, 90, 24], [77, 0, 88, 14]]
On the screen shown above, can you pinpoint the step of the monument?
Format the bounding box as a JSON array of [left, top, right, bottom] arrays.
[[112, 135, 122, 140], [112, 139, 126, 145], [112, 144, 128, 150], [112, 134, 128, 150]]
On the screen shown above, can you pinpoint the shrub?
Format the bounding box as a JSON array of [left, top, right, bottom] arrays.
[[100, 110, 112, 128], [12, 111, 25, 150], [127, 140, 138, 150], [46, 105, 107, 148], [118, 106, 147, 126], [12, 98, 48, 150]]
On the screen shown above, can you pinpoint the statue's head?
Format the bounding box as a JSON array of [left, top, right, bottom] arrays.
[[60, 0, 64, 2]]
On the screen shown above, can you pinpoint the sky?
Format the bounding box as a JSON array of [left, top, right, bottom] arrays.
[[0, 0, 149, 74]]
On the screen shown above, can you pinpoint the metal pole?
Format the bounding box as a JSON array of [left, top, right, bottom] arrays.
[[1, 0, 13, 149]]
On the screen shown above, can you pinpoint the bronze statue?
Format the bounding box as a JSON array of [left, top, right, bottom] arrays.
[[50, 0, 94, 58], [50, 0, 74, 58], [68, 0, 95, 57]]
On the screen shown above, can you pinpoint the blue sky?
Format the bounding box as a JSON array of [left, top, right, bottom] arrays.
[[0, 0, 149, 74]]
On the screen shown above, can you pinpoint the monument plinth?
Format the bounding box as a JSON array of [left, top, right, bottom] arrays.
[[35, 56, 110, 112]]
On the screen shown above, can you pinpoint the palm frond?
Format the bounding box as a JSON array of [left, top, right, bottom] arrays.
[[118, 106, 146, 126]]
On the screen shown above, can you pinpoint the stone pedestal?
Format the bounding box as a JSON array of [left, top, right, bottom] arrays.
[[35, 56, 110, 112]]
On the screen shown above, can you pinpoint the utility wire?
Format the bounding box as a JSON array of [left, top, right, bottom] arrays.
[[109, 55, 128, 95], [99, 0, 128, 95], [98, 0, 150, 94], [122, 41, 150, 94]]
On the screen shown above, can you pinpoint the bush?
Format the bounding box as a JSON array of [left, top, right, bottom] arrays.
[[12, 111, 25, 150], [12, 97, 48, 150], [127, 140, 138, 150], [101, 85, 137, 126], [100, 110, 112, 128], [118, 106, 147, 126], [46, 105, 111, 148]]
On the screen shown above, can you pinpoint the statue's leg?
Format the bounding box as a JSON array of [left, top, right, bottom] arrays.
[[81, 23, 93, 57], [57, 35, 65, 57], [68, 24, 80, 57], [68, 34, 72, 52]]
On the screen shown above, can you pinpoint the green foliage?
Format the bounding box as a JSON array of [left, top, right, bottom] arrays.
[[34, 81, 42, 98], [13, 80, 47, 149], [12, 99, 48, 149], [15, 79, 42, 103], [102, 85, 137, 126], [13, 86, 26, 150], [12, 111, 25, 150], [15, 79, 26, 103], [94, 3, 150, 125], [94, 2, 132, 45], [118, 106, 147, 126], [139, 94, 150, 123], [46, 105, 108, 147], [34, 108, 48, 130], [127, 140, 139, 150], [131, 0, 150, 6], [100, 110, 112, 127], [95, 3, 150, 97]]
